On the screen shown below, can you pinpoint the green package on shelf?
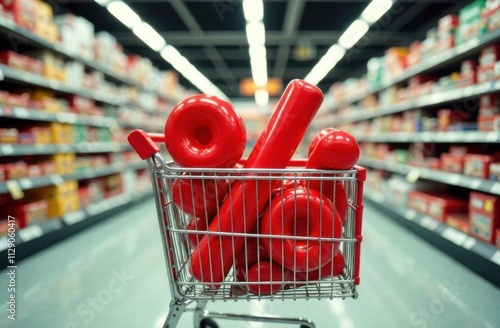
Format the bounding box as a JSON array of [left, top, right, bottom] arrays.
[[456, 0, 487, 44]]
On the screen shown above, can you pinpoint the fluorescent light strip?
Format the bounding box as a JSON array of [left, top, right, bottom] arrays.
[[95, 0, 227, 99], [106, 1, 141, 29], [304, 0, 394, 85], [243, 0, 268, 106]]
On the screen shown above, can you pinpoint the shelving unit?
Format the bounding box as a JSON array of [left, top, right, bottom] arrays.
[[0, 190, 152, 267], [365, 186, 500, 287], [327, 29, 500, 112], [355, 131, 500, 143]]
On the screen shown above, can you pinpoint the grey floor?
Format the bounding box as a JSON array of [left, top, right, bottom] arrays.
[[1, 198, 499, 328]]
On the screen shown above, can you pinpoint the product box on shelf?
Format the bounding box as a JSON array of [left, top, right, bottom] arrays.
[[29, 181, 79, 218], [496, 229, 500, 247], [54, 14, 94, 60], [456, 0, 486, 44], [438, 109, 473, 131], [104, 173, 123, 198], [483, 0, 500, 32], [469, 192, 500, 244], [0, 161, 28, 180], [2, 199, 48, 228], [0, 51, 34, 72], [0, 128, 18, 143], [458, 60, 477, 87], [464, 154, 495, 178], [26, 163, 42, 177], [27, 51, 66, 82], [49, 123, 73, 144], [477, 64, 496, 82], [385, 47, 408, 78], [68, 95, 95, 114], [478, 114, 495, 130], [33, 0, 57, 42], [409, 190, 431, 215], [73, 125, 88, 143], [0, 0, 36, 31], [22, 89, 62, 113], [406, 41, 421, 67], [446, 213, 470, 233], [428, 194, 469, 223], [65, 61, 85, 89], [438, 14, 460, 37], [479, 44, 500, 66], [0, 217, 21, 237], [441, 153, 465, 173], [37, 153, 75, 175]]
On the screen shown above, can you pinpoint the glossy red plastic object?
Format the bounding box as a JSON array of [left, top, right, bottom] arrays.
[[271, 173, 304, 198], [260, 188, 342, 272], [186, 215, 213, 249], [234, 238, 269, 282], [307, 127, 337, 156], [247, 261, 290, 295], [190, 80, 324, 287], [296, 250, 345, 281], [172, 173, 228, 217], [306, 130, 360, 170], [164, 95, 247, 168], [307, 180, 348, 223]]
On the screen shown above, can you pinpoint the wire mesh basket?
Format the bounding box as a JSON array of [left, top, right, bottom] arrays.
[[129, 129, 365, 328]]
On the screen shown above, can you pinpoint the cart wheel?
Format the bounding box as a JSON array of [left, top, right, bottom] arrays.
[[200, 318, 218, 328]]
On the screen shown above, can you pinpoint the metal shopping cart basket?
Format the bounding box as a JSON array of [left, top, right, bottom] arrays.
[[128, 129, 365, 328]]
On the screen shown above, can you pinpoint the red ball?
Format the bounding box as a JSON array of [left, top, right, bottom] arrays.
[[308, 127, 337, 157], [172, 173, 228, 217], [307, 130, 360, 170], [164, 94, 247, 168]]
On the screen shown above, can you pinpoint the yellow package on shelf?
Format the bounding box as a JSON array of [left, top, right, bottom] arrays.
[[27, 181, 80, 218], [50, 123, 73, 144], [47, 194, 80, 218], [34, 0, 58, 43], [38, 153, 75, 174], [20, 89, 62, 112]]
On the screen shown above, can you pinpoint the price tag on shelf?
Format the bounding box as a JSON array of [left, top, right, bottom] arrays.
[[63, 211, 85, 226], [6, 180, 24, 200], [50, 175, 64, 186], [462, 237, 476, 250], [14, 107, 29, 118], [420, 216, 439, 231], [18, 225, 43, 242], [1, 144, 14, 155], [405, 209, 417, 221], [491, 251, 500, 266], [491, 183, 500, 195], [486, 132, 499, 142], [441, 227, 467, 246], [19, 178, 33, 189], [406, 168, 421, 183], [0, 65, 4, 80], [468, 178, 482, 190], [466, 133, 476, 142]]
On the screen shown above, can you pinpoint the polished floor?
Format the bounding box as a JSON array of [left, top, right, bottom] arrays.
[[1, 198, 499, 328]]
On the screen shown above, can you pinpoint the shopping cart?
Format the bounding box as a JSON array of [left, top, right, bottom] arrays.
[[128, 129, 365, 328]]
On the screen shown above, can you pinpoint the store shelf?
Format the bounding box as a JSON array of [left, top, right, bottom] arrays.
[[0, 104, 163, 131], [0, 142, 131, 156], [0, 190, 153, 266], [0, 16, 178, 104], [332, 80, 500, 125], [364, 186, 500, 287], [0, 161, 146, 194], [359, 156, 500, 195], [0, 64, 126, 106], [355, 131, 500, 143], [330, 29, 500, 111]]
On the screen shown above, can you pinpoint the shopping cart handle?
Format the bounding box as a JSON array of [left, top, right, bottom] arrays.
[[128, 129, 162, 160]]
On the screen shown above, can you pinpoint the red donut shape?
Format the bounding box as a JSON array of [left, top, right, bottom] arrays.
[[306, 180, 348, 223], [247, 261, 291, 295], [164, 95, 247, 168], [308, 127, 337, 156], [260, 188, 343, 272], [234, 237, 269, 282], [172, 173, 228, 217]]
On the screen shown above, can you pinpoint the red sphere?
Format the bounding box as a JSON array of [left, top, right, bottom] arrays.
[[164, 95, 247, 168], [307, 130, 360, 170], [247, 261, 289, 295], [308, 127, 337, 156]]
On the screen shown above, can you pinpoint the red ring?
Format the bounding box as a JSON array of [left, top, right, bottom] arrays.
[[165, 95, 247, 168], [260, 188, 342, 272]]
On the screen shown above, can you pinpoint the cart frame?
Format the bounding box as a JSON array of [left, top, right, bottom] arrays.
[[128, 129, 365, 328]]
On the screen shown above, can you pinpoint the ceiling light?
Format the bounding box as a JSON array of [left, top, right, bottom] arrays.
[[243, 0, 264, 21], [106, 1, 141, 29], [94, 0, 110, 5], [252, 64, 268, 87], [133, 22, 166, 52], [255, 89, 269, 107], [249, 45, 266, 60], [362, 0, 394, 23], [338, 19, 369, 49], [324, 44, 346, 63], [246, 21, 265, 46]]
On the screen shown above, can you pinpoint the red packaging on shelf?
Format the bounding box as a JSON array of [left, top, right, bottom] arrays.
[[0, 162, 28, 180], [408, 190, 431, 215], [425, 194, 468, 223], [469, 192, 500, 245], [26, 164, 42, 177], [407, 41, 421, 67], [480, 93, 500, 108], [478, 115, 494, 131], [4, 199, 48, 228], [479, 106, 500, 116], [7, 93, 30, 107], [441, 153, 464, 173], [490, 163, 500, 181], [464, 154, 495, 179], [438, 14, 459, 35], [68, 95, 95, 113], [496, 229, 500, 248], [446, 213, 470, 233], [479, 44, 500, 67], [477, 64, 495, 83], [0, 0, 36, 31], [0, 51, 29, 71]]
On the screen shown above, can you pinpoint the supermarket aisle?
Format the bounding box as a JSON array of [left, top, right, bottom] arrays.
[[1, 198, 499, 328]]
